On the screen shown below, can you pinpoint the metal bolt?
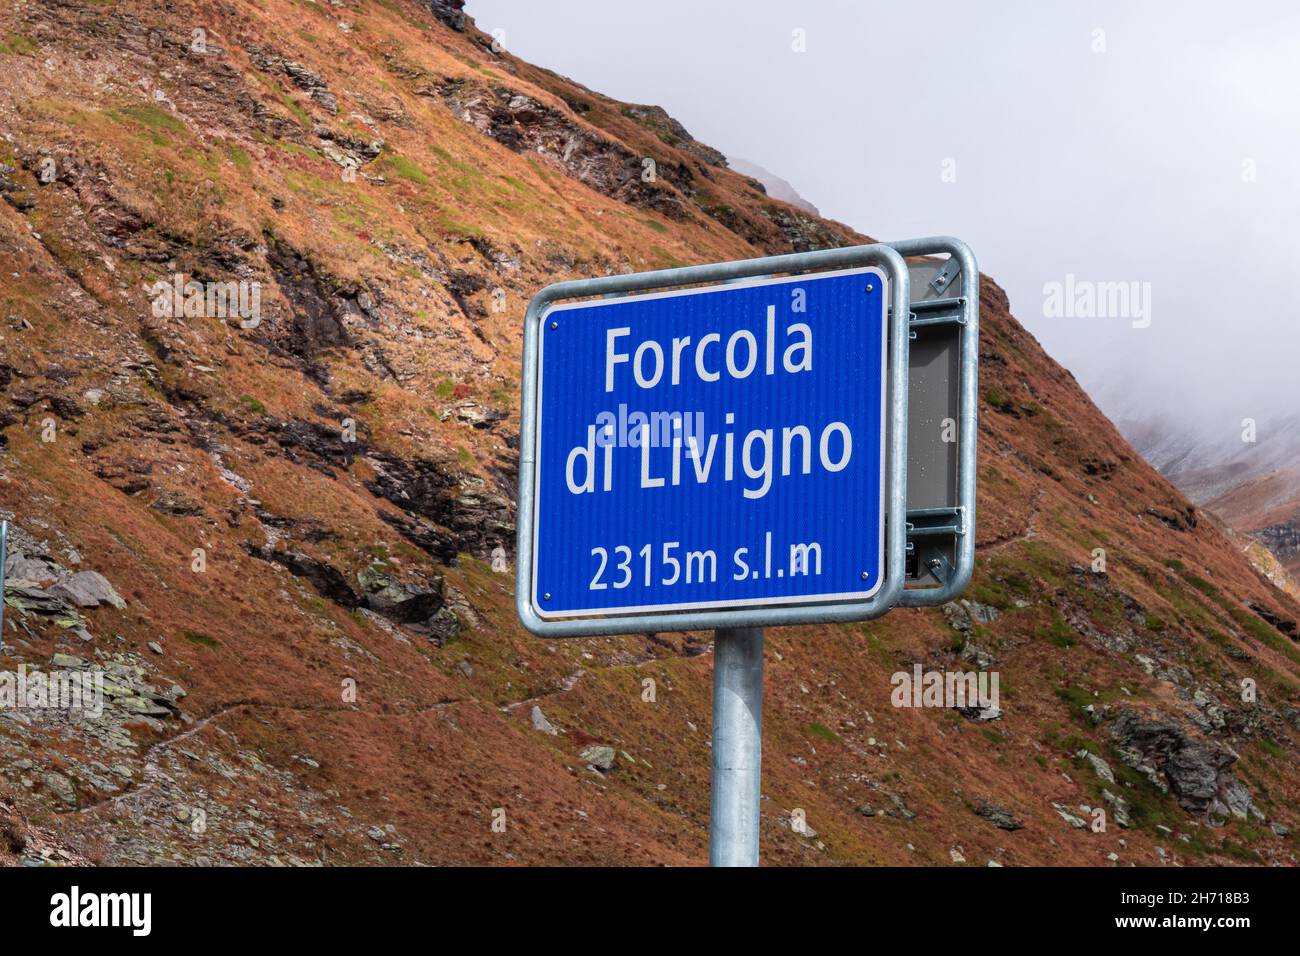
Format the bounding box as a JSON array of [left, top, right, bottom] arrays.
[[543, 592, 551, 600], [861, 571, 869, 580], [865, 284, 874, 293], [550, 321, 558, 329]]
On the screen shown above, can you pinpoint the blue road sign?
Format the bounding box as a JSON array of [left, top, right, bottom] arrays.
[[530, 267, 888, 619]]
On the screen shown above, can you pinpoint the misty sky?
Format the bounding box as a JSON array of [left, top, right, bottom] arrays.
[[465, 0, 1300, 443]]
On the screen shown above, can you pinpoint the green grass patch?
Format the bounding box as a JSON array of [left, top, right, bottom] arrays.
[[225, 144, 253, 170], [1056, 685, 1096, 716], [0, 33, 38, 55], [967, 578, 1012, 610], [181, 630, 221, 649], [806, 722, 841, 743], [238, 395, 267, 415], [384, 154, 430, 185], [119, 104, 185, 134], [280, 94, 312, 126], [1043, 608, 1077, 647]]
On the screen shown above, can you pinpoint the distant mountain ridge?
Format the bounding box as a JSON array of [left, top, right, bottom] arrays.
[[727, 156, 821, 216], [1121, 412, 1300, 579]]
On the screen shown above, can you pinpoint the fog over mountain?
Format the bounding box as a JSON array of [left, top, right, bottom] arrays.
[[467, 0, 1300, 453]]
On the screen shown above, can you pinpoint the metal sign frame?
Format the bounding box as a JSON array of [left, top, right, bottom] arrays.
[[516, 242, 912, 638], [893, 236, 979, 607]]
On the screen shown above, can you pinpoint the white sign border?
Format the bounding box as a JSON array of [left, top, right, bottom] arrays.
[[530, 265, 889, 620]]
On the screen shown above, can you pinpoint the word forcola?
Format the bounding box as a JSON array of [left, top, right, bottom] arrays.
[[145, 275, 262, 328], [601, 303, 812, 392]]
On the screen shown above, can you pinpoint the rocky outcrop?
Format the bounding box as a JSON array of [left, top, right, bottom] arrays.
[[244, 549, 460, 643], [246, 546, 360, 607], [1254, 520, 1300, 563], [425, 0, 467, 31], [1245, 600, 1297, 639], [265, 239, 355, 368], [621, 104, 727, 167], [1109, 709, 1254, 823], [364, 453, 513, 560], [424, 77, 692, 221], [974, 801, 1024, 831]]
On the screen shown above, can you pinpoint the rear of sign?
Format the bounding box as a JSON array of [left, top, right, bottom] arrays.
[[530, 267, 888, 619]]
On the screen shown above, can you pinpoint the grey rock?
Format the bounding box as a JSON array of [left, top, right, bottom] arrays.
[[974, 800, 1024, 831], [284, 61, 327, 91], [1077, 749, 1116, 784], [885, 792, 916, 821], [442, 400, 507, 430], [118, 696, 172, 717], [425, 606, 460, 646], [1052, 802, 1089, 829], [530, 705, 557, 735], [310, 89, 338, 114], [960, 641, 998, 668], [955, 703, 1003, 722], [356, 565, 453, 640], [1110, 709, 1253, 822], [47, 572, 126, 608], [1102, 788, 1132, 828], [580, 745, 616, 772], [151, 491, 205, 517], [42, 771, 77, 806], [4, 553, 61, 584], [943, 599, 1000, 633], [426, 0, 467, 31]]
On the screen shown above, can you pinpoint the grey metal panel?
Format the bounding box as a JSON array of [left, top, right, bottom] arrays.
[[515, 242, 912, 637], [889, 237, 980, 605], [906, 320, 960, 511]]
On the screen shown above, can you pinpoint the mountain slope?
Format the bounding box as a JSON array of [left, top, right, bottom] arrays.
[[1, 0, 1298, 866], [1123, 412, 1300, 589]]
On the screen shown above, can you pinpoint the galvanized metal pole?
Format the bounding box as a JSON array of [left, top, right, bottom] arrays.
[[709, 626, 764, 866]]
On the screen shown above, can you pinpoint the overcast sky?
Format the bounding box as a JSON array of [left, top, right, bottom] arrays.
[[466, 0, 1300, 442]]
